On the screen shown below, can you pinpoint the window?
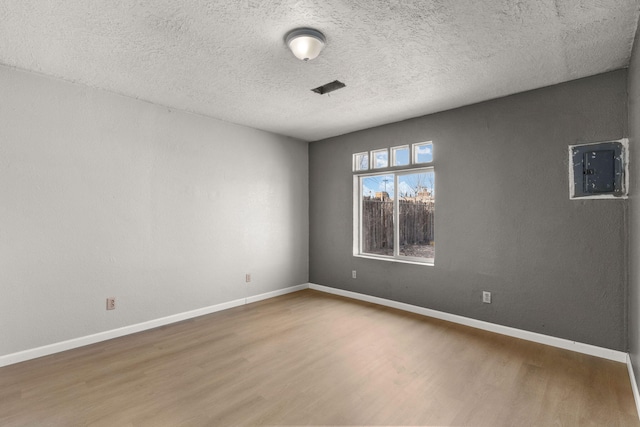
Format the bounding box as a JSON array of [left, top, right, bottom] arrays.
[[354, 142, 435, 264], [352, 143, 432, 172], [413, 142, 433, 164], [391, 145, 410, 166], [371, 149, 389, 169], [353, 152, 369, 171]]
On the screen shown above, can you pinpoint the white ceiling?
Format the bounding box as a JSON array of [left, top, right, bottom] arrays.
[[0, 1, 638, 141]]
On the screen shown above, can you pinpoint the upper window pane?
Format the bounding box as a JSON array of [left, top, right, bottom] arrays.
[[392, 146, 410, 166], [413, 142, 433, 164], [353, 152, 369, 171], [372, 149, 389, 169]]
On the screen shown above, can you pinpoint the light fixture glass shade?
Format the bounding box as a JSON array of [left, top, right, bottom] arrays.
[[286, 28, 325, 61]]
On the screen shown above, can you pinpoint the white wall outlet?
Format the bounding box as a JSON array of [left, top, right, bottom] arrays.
[[245, 273, 251, 283], [482, 291, 491, 304], [106, 297, 116, 310], [352, 270, 357, 279]]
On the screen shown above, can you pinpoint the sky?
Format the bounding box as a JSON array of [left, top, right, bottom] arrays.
[[362, 170, 434, 199]]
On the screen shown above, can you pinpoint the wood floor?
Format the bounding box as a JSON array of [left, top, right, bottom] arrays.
[[0, 289, 638, 426]]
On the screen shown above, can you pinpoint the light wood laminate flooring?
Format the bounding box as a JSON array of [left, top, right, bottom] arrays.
[[0, 289, 638, 426]]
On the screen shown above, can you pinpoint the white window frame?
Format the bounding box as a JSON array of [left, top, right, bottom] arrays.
[[371, 148, 389, 169], [353, 166, 435, 266], [391, 145, 410, 166], [353, 152, 369, 171], [353, 142, 433, 172], [413, 142, 433, 164]]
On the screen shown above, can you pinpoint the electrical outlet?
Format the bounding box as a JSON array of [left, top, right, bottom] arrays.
[[482, 291, 491, 304], [352, 270, 357, 279], [106, 297, 116, 310], [245, 273, 251, 283]]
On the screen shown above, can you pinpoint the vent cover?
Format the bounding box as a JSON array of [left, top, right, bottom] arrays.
[[311, 80, 346, 95]]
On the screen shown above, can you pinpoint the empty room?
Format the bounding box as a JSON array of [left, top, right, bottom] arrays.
[[3, 1, 640, 426]]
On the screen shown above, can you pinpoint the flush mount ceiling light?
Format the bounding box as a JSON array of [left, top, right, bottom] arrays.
[[285, 28, 326, 61]]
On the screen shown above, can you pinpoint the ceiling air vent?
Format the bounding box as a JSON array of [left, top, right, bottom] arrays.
[[311, 80, 346, 95]]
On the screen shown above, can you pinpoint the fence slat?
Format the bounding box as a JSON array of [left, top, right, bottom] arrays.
[[362, 198, 434, 255]]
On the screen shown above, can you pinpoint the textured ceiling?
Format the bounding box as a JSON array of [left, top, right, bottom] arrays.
[[0, 1, 638, 141]]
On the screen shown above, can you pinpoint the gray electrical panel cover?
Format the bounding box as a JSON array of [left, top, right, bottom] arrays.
[[569, 139, 628, 199]]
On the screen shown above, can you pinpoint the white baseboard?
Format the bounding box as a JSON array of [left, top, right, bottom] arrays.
[[628, 354, 640, 420], [1, 282, 629, 370], [309, 283, 628, 363], [246, 284, 308, 304], [0, 283, 309, 368]]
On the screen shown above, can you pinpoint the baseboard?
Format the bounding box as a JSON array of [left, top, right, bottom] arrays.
[[0, 283, 309, 368], [628, 354, 640, 420], [2, 282, 628, 369], [309, 283, 628, 363], [246, 283, 308, 304]]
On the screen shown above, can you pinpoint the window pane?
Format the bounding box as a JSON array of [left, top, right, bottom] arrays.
[[398, 171, 434, 259], [353, 152, 369, 171], [392, 146, 410, 166], [413, 142, 433, 164], [372, 149, 388, 169], [361, 175, 394, 256]]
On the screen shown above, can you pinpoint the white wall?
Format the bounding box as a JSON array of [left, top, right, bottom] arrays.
[[0, 65, 309, 357]]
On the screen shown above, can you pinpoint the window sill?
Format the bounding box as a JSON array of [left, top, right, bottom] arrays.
[[353, 254, 434, 267]]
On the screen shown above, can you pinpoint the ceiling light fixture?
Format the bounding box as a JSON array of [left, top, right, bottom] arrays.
[[285, 28, 326, 62]]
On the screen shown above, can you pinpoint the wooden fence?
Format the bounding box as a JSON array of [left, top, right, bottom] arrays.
[[362, 198, 434, 255]]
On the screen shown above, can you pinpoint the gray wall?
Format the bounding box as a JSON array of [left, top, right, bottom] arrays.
[[0, 65, 309, 357], [629, 25, 640, 382], [310, 70, 628, 351]]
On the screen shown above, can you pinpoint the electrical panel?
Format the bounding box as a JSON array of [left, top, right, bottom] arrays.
[[569, 139, 628, 199]]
